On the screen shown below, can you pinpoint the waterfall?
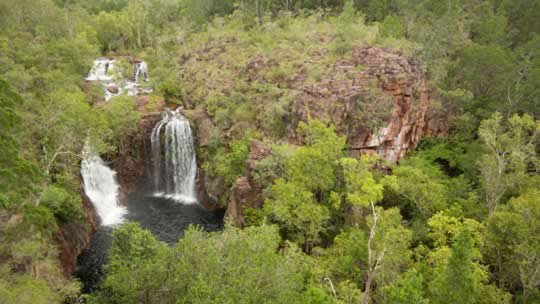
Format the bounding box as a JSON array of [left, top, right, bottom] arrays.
[[81, 144, 126, 226], [86, 58, 115, 82], [150, 108, 197, 203], [133, 61, 149, 82], [86, 58, 152, 101]]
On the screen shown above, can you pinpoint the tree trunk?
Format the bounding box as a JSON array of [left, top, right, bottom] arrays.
[[361, 201, 385, 304]]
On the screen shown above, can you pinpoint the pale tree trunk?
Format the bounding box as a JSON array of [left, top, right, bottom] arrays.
[[519, 249, 540, 301], [361, 201, 385, 304], [484, 145, 507, 213], [325, 277, 338, 304]]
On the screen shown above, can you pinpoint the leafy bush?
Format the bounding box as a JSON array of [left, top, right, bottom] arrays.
[[40, 185, 83, 223]]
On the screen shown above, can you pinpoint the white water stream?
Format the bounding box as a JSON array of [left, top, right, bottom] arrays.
[[81, 144, 126, 226], [150, 108, 197, 203], [86, 58, 153, 101]]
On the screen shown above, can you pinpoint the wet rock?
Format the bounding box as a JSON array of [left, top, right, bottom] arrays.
[[113, 112, 162, 204], [106, 84, 120, 94]]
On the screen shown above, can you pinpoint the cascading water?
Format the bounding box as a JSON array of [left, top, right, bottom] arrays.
[[151, 108, 197, 203], [86, 58, 115, 82], [81, 144, 126, 226], [76, 64, 222, 294], [86, 58, 153, 101], [133, 61, 149, 82]]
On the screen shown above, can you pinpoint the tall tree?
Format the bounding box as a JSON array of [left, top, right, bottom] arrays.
[[430, 230, 478, 304], [477, 112, 539, 213], [485, 189, 540, 302]]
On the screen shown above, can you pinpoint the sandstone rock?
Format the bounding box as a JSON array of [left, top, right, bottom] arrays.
[[225, 140, 271, 226], [113, 112, 161, 204], [289, 46, 449, 163], [225, 176, 264, 226]]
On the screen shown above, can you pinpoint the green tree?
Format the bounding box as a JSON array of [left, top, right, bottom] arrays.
[[485, 189, 540, 302], [92, 223, 318, 304], [477, 112, 539, 213], [100, 95, 142, 148], [383, 159, 449, 218], [263, 179, 330, 251], [288, 121, 345, 194], [92, 222, 168, 304], [429, 230, 478, 304], [0, 79, 40, 203], [427, 228, 511, 304], [382, 269, 429, 304], [339, 157, 411, 304], [450, 44, 515, 115]]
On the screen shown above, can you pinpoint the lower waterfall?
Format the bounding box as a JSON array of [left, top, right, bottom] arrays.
[[81, 146, 126, 226], [150, 108, 197, 203]]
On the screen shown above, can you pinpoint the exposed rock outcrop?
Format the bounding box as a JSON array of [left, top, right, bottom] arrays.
[[289, 46, 448, 162], [225, 140, 271, 226], [112, 112, 161, 204]]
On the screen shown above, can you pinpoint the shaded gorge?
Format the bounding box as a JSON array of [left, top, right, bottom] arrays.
[[75, 107, 224, 293]]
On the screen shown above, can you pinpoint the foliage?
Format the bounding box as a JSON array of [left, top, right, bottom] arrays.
[[382, 269, 429, 304], [100, 95, 142, 148], [1, 0, 540, 303], [484, 189, 540, 302], [288, 121, 346, 193], [91, 223, 323, 304], [263, 179, 330, 251], [477, 112, 539, 213], [40, 185, 83, 223], [428, 230, 511, 304], [383, 159, 449, 218], [209, 133, 253, 185], [0, 79, 41, 202]]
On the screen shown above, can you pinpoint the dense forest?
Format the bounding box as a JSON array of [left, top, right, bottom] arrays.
[[0, 0, 539, 303]]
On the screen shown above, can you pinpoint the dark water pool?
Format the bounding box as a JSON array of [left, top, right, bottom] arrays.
[[75, 193, 224, 293]]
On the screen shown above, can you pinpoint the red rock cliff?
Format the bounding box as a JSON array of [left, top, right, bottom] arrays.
[[289, 46, 448, 162]]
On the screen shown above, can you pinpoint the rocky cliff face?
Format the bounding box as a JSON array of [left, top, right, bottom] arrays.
[[113, 112, 161, 204], [225, 140, 271, 226], [289, 46, 448, 162]]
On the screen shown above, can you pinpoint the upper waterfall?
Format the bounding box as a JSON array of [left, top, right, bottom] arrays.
[[86, 58, 116, 82], [81, 144, 126, 226], [85, 57, 153, 101], [151, 108, 197, 203]]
